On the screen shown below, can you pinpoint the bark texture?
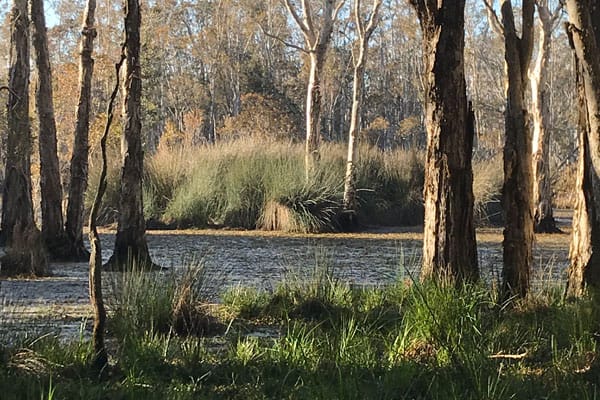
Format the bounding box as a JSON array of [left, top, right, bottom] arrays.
[[500, 0, 535, 299], [409, 0, 479, 281], [566, 0, 600, 297], [65, 0, 96, 261], [31, 0, 71, 259], [107, 0, 153, 269], [0, 0, 48, 276], [343, 0, 382, 219]]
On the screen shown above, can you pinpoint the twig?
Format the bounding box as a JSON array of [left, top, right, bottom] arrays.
[[489, 351, 528, 360]]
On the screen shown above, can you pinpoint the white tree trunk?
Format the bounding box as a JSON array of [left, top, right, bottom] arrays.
[[530, 1, 560, 233]]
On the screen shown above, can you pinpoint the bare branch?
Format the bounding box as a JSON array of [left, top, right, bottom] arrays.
[[550, 1, 564, 28], [333, 0, 346, 22], [0, 85, 20, 99], [354, 0, 364, 37], [283, 0, 311, 35], [300, 0, 315, 34], [483, 0, 504, 36], [259, 23, 309, 53], [489, 351, 528, 360], [364, 0, 382, 39]]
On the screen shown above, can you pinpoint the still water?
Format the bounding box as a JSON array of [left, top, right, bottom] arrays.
[[0, 229, 570, 336]]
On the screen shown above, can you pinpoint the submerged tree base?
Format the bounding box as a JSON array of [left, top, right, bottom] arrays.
[[0, 225, 49, 277], [45, 235, 90, 262], [534, 215, 563, 234]]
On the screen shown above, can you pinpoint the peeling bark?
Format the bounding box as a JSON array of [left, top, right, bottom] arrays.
[[530, 1, 562, 233]]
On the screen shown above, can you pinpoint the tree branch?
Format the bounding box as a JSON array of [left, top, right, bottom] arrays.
[[0, 85, 20, 100], [283, 0, 311, 36], [354, 0, 364, 37], [483, 0, 504, 36], [259, 23, 309, 53], [364, 0, 382, 39], [301, 0, 315, 34]]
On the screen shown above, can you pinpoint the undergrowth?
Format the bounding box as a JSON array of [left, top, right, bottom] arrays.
[[1, 263, 598, 399]]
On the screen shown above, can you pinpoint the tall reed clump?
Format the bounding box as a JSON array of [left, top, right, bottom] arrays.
[[143, 139, 425, 232]]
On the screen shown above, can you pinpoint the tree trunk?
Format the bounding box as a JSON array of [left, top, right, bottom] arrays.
[[500, 0, 535, 299], [106, 0, 154, 270], [343, 0, 382, 224], [305, 50, 325, 178], [530, 3, 560, 233], [565, 0, 600, 297], [343, 60, 365, 216], [410, 0, 479, 282], [0, 0, 48, 276], [31, 0, 72, 260], [283, 0, 343, 179], [65, 0, 97, 262]]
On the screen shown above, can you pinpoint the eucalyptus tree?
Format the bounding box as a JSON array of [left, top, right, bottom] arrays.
[[565, 0, 600, 297], [65, 0, 97, 261], [485, 0, 535, 299], [530, 0, 563, 233], [343, 0, 382, 215], [31, 0, 73, 260], [283, 0, 346, 177], [0, 0, 48, 275], [409, 0, 478, 281], [106, 0, 154, 269]]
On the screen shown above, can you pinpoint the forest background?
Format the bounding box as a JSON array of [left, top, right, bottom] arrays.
[[0, 0, 578, 230]]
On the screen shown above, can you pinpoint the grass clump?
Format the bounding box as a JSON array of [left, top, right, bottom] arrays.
[[107, 260, 223, 339]]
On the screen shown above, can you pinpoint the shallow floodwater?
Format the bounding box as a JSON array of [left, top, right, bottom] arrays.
[[0, 228, 570, 337]]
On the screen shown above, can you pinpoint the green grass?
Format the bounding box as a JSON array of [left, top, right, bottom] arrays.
[[1, 264, 599, 399]]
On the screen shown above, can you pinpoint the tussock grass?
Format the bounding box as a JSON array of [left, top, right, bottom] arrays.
[[473, 155, 504, 225], [88, 138, 509, 231]]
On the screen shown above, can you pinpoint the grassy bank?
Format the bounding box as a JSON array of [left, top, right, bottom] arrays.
[[1, 263, 598, 399]]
